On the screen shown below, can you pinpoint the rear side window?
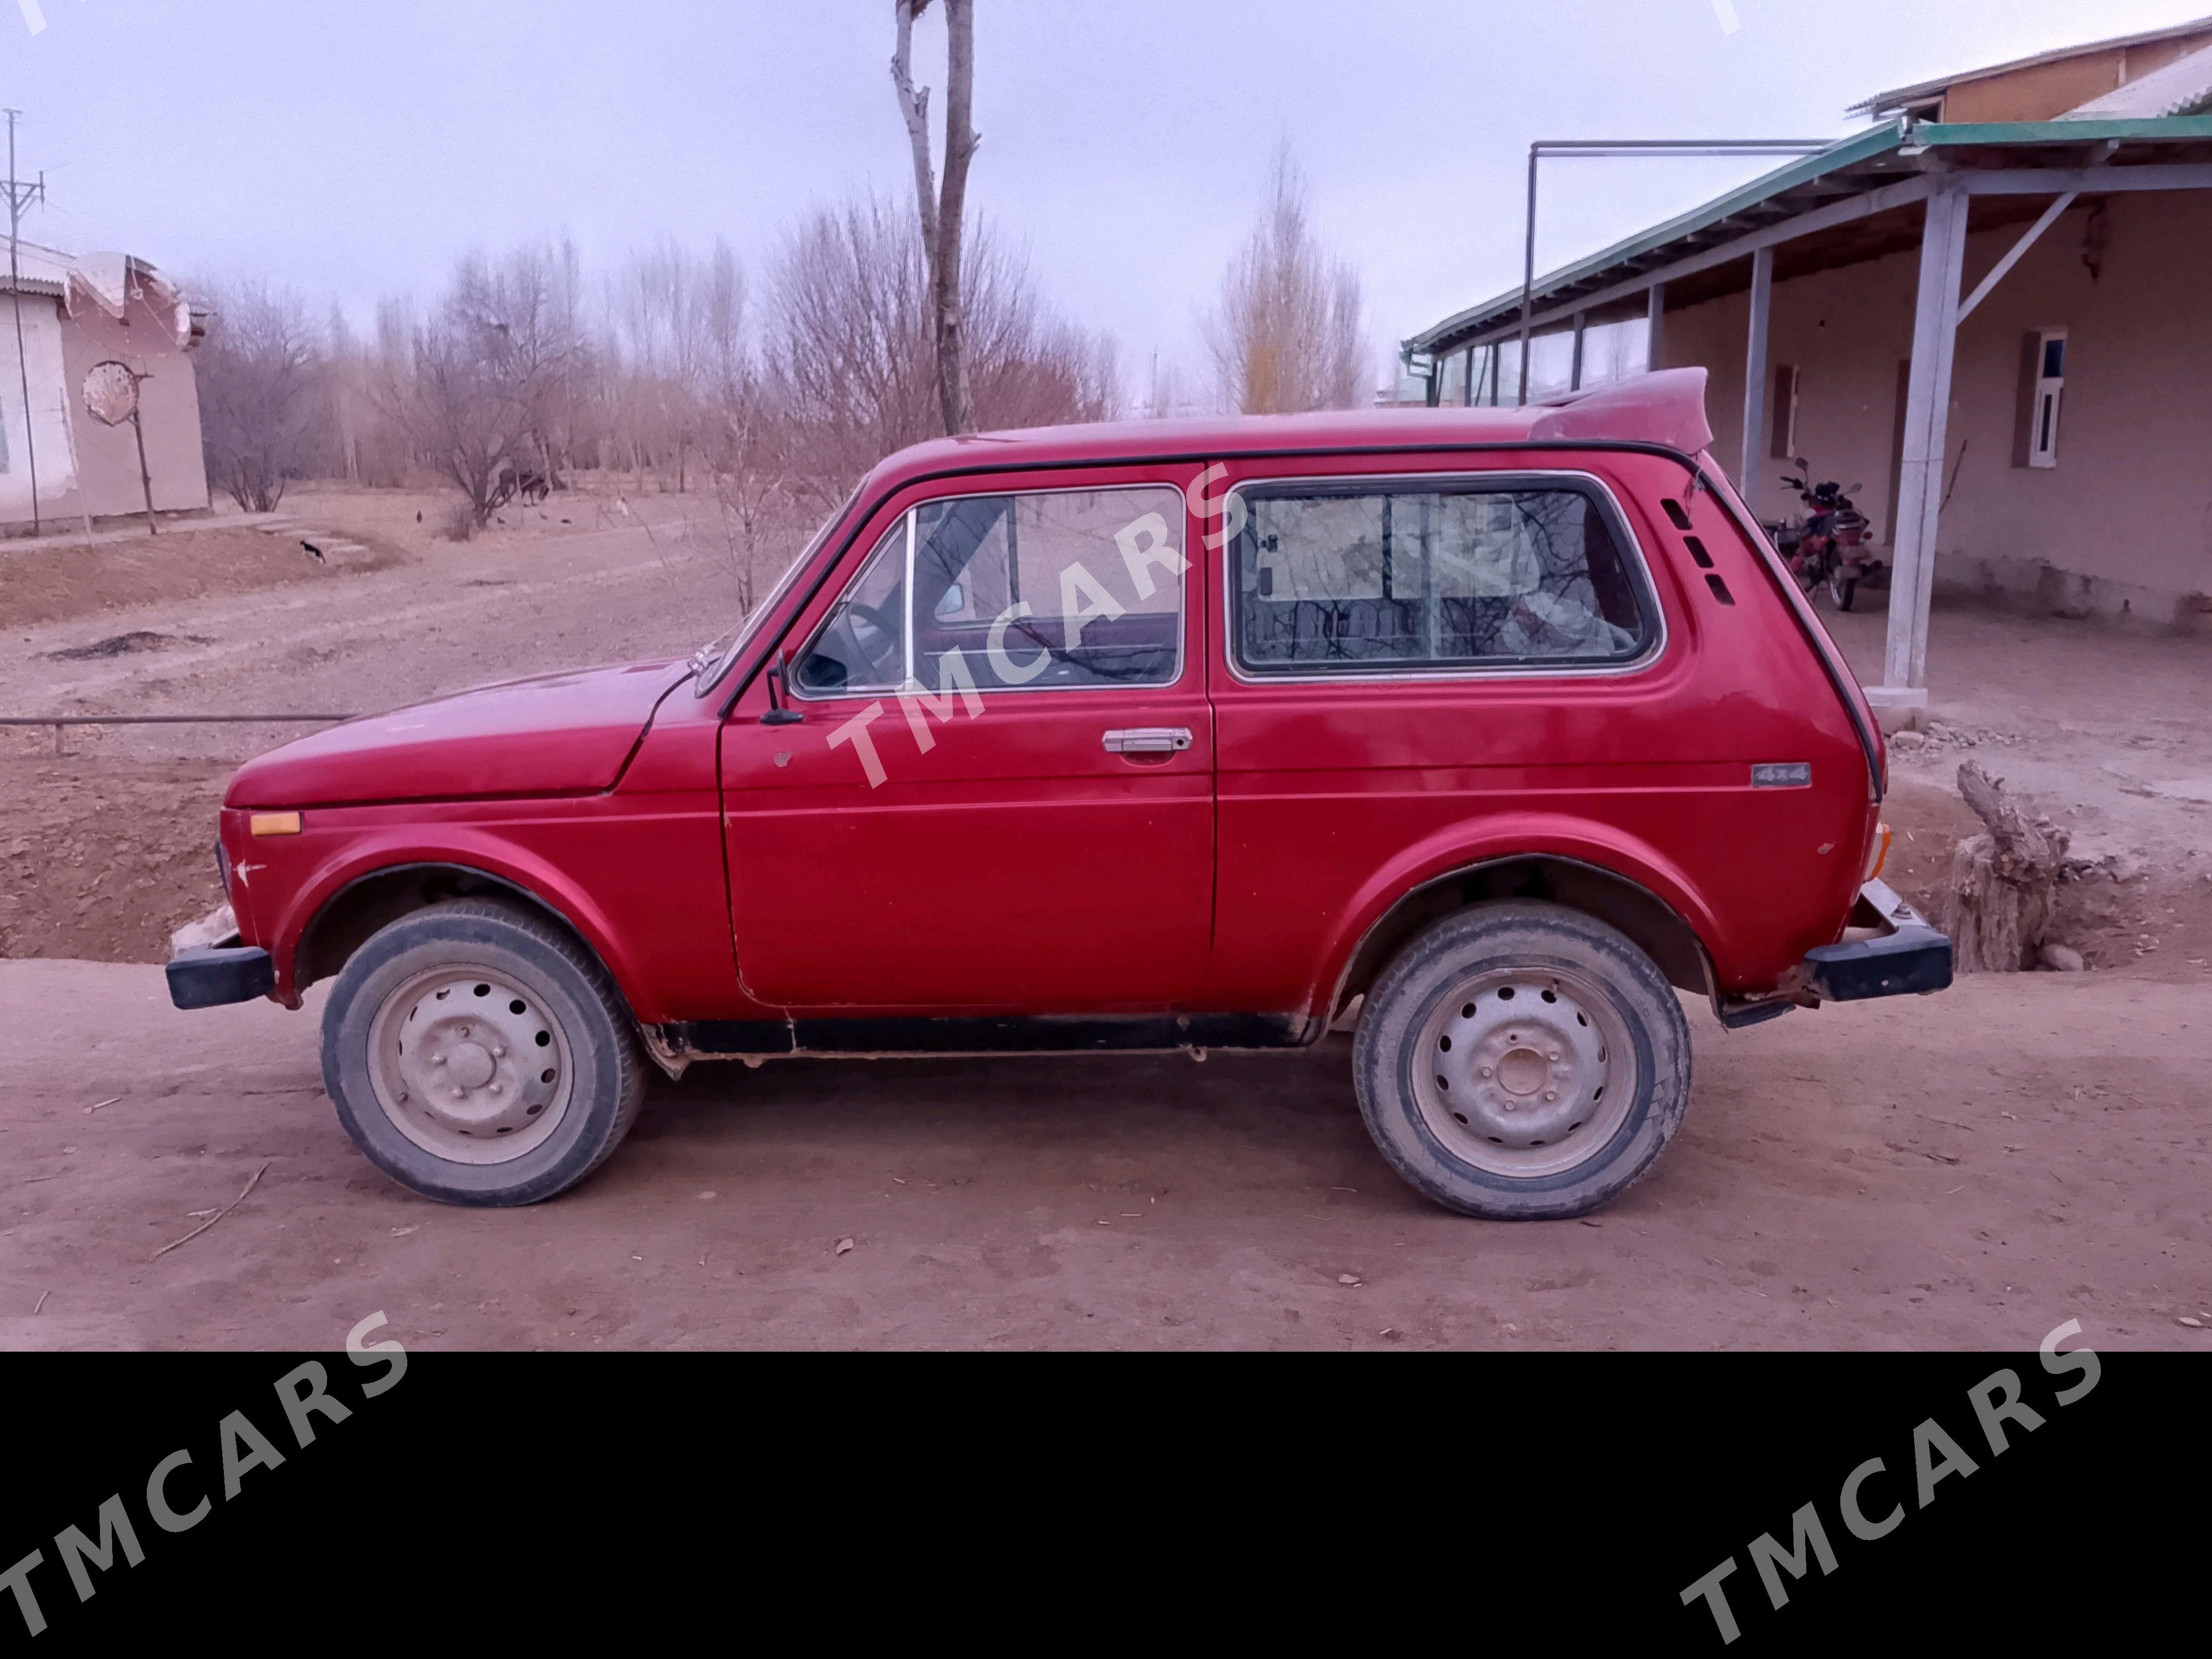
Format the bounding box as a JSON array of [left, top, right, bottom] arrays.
[[1230, 476, 1656, 675]]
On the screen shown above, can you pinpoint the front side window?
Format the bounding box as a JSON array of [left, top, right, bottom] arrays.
[[1231, 477, 1655, 675], [795, 484, 1186, 696]]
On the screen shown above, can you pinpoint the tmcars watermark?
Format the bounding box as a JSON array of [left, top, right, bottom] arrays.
[[824, 463, 1244, 790], [0, 1313, 407, 1638], [1677, 1319, 2101, 1644]]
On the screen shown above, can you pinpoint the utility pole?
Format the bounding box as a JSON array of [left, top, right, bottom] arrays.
[[5, 108, 49, 536]]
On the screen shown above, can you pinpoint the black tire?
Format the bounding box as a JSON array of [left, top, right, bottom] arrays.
[[320, 899, 646, 1206], [1829, 567, 1858, 611], [1351, 902, 1691, 1220]]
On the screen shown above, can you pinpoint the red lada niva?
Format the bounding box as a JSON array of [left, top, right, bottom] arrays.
[[168, 370, 1949, 1218]]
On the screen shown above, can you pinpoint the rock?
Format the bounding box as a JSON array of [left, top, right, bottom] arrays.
[[2040, 942, 2085, 973], [2180, 1316, 2204, 1329], [1889, 730, 1927, 752]]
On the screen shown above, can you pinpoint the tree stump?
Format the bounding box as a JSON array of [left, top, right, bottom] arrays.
[[1939, 761, 2069, 972]]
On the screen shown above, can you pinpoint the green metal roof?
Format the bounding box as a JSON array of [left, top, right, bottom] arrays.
[[1405, 114, 2212, 361], [1915, 114, 2212, 145]]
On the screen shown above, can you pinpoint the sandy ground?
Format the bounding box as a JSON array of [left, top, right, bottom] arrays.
[[1, 959, 2205, 1351], [1, 485, 764, 959]]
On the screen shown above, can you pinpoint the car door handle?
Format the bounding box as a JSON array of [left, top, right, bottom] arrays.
[[1102, 727, 1193, 754]]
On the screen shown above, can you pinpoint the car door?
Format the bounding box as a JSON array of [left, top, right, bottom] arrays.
[[720, 466, 1214, 1012]]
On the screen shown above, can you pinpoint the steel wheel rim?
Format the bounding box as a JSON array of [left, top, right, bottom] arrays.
[[1411, 963, 1638, 1178], [366, 963, 575, 1165]]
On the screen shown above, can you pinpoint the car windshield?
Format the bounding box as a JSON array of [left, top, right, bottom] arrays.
[[691, 483, 864, 697]]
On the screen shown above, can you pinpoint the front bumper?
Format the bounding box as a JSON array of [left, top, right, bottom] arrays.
[[1800, 879, 1953, 1001], [166, 945, 276, 1010]]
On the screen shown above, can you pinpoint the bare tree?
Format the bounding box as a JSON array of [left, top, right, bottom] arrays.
[[763, 195, 1120, 502], [890, 0, 979, 435], [709, 398, 807, 621], [1204, 149, 1369, 415], [193, 282, 323, 513], [382, 246, 582, 526]]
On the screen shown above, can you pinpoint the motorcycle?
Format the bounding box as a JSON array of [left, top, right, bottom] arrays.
[[1771, 460, 1880, 611]]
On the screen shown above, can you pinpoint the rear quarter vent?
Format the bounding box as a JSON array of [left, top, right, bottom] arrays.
[[1703, 573, 1736, 606]]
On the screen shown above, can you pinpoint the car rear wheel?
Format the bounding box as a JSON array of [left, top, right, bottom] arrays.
[[1352, 902, 1691, 1220], [321, 899, 646, 1206]]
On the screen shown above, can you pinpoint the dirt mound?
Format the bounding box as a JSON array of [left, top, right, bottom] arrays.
[[0, 525, 406, 630], [42, 630, 210, 661]]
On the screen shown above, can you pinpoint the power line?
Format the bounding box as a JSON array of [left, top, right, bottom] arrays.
[[5, 107, 50, 535]]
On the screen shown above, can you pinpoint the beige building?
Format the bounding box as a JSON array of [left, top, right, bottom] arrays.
[[1405, 17, 2212, 710], [1, 242, 210, 534]]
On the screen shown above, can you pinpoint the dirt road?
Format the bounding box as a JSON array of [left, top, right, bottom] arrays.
[[1, 488, 755, 960], [2, 959, 2203, 1350]]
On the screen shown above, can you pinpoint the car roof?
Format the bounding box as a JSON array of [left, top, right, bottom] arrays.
[[865, 367, 1716, 495]]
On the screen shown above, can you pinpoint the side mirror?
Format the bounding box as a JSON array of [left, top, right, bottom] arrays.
[[760, 656, 804, 725], [933, 582, 965, 619]]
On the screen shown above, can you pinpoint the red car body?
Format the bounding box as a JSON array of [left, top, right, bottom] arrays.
[[173, 370, 1948, 1211]]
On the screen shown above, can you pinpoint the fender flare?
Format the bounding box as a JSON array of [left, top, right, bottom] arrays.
[[269, 831, 653, 1019], [1314, 814, 1725, 1017]]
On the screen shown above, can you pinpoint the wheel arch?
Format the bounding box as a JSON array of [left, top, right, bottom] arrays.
[[1326, 852, 1716, 1023], [292, 862, 631, 1016]]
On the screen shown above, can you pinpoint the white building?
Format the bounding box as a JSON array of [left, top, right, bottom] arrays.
[[1, 241, 210, 533]]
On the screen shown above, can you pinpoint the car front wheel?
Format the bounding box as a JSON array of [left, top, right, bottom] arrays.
[[321, 899, 646, 1206], [1352, 902, 1691, 1220]]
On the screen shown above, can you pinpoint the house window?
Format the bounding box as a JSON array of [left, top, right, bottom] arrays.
[[2016, 328, 2066, 470]]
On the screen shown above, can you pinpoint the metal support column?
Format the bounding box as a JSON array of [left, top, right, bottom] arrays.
[[1517, 144, 1539, 405], [1740, 245, 1773, 488], [1570, 312, 1586, 391], [1879, 186, 1971, 702], [1646, 284, 1666, 371]]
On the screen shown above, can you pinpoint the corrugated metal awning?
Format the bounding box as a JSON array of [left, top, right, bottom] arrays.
[[2063, 38, 2212, 120], [1404, 116, 2212, 362]]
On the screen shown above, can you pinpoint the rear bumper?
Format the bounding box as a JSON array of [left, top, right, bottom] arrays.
[[166, 945, 276, 1010], [1800, 879, 1953, 1001]]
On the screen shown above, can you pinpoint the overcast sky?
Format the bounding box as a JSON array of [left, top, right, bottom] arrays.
[[5, 0, 2203, 397]]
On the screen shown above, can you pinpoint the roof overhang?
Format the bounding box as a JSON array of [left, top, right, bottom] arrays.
[[0, 241, 194, 349], [1405, 116, 2212, 364], [1849, 14, 2212, 118]]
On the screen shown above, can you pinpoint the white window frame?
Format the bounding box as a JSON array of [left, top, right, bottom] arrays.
[[2028, 327, 2066, 471]]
